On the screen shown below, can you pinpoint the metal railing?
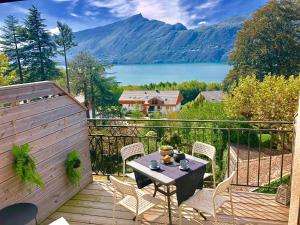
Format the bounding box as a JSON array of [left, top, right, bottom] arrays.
[[88, 118, 294, 190]]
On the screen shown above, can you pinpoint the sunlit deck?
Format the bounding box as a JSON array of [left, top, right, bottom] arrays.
[[42, 176, 289, 225]]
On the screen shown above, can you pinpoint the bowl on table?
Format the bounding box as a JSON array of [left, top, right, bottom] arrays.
[[159, 145, 173, 156], [161, 155, 173, 164]]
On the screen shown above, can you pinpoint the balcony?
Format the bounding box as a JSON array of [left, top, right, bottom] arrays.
[[0, 82, 298, 225], [43, 176, 289, 225]]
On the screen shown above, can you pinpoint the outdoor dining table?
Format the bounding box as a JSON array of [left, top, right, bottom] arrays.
[[127, 151, 207, 225]]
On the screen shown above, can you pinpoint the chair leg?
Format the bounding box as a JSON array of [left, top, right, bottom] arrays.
[[230, 200, 235, 224], [112, 195, 116, 225], [135, 214, 139, 225], [178, 205, 183, 225]]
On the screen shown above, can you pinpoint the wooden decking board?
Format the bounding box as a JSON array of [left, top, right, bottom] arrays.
[[43, 179, 288, 225]]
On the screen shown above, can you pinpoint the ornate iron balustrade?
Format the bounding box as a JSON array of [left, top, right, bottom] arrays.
[[88, 118, 294, 190]]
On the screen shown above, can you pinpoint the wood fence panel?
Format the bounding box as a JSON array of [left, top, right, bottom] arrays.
[[0, 82, 92, 224]]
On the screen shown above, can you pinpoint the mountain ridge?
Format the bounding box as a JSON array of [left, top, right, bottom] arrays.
[[70, 14, 245, 64]]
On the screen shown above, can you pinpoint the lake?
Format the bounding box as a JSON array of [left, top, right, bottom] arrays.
[[108, 63, 231, 85]]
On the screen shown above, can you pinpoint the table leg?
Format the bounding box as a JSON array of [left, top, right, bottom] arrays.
[[153, 182, 158, 197], [166, 185, 172, 225]]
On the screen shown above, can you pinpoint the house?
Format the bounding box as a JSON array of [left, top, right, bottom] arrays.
[[118, 90, 183, 114], [198, 90, 224, 102]]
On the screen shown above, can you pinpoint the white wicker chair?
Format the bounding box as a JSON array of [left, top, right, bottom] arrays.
[[179, 171, 236, 225], [120, 142, 145, 180], [192, 141, 216, 188], [110, 176, 164, 225]]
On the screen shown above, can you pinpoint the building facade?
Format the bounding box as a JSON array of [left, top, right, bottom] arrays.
[[119, 90, 183, 115]]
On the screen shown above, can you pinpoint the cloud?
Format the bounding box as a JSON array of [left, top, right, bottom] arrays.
[[52, 0, 77, 2], [88, 0, 136, 17], [87, 0, 192, 26], [84, 10, 99, 16], [50, 27, 59, 34], [198, 21, 207, 25], [70, 12, 80, 17], [196, 0, 220, 10]]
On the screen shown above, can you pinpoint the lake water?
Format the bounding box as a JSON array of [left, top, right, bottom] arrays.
[[108, 63, 231, 85]]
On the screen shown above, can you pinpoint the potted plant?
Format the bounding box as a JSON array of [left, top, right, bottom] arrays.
[[65, 149, 83, 186], [11, 143, 45, 190]]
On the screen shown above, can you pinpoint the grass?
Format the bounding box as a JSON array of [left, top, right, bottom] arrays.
[[255, 174, 290, 194]]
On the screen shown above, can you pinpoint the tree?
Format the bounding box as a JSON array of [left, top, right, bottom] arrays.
[[224, 75, 300, 121], [224, 0, 300, 89], [0, 15, 24, 83], [0, 54, 16, 86], [69, 52, 118, 118], [23, 5, 60, 82], [55, 21, 76, 93]]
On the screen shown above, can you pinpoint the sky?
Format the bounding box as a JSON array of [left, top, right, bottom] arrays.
[[0, 0, 268, 33]]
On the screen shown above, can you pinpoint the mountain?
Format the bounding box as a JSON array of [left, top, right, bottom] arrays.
[[70, 14, 245, 64]]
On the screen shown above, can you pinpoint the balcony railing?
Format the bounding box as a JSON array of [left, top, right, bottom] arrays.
[[88, 118, 294, 190]]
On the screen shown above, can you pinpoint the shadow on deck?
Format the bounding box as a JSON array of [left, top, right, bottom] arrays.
[[42, 176, 289, 225]]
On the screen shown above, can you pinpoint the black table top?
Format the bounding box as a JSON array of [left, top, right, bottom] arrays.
[[0, 203, 38, 225]]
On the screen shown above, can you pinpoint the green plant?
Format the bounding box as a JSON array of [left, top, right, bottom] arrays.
[[65, 149, 83, 186], [11, 143, 45, 189], [255, 174, 290, 194]]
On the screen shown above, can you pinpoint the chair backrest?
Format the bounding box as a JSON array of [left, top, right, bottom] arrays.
[[192, 141, 216, 160], [120, 142, 145, 161], [214, 171, 236, 197], [110, 176, 137, 197]]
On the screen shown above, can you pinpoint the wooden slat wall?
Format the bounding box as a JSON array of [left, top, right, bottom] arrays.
[[0, 81, 92, 223], [288, 98, 300, 225]]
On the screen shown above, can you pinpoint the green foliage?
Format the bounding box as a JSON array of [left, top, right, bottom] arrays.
[[255, 174, 290, 194], [69, 51, 119, 118], [90, 148, 121, 175], [224, 75, 300, 121], [163, 132, 182, 148], [23, 6, 61, 82], [65, 150, 83, 186], [224, 0, 300, 89], [0, 15, 24, 83], [0, 54, 16, 86], [130, 104, 144, 118], [147, 112, 165, 138], [11, 144, 45, 190]]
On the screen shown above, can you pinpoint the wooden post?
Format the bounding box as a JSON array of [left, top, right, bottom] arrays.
[[288, 97, 300, 225]]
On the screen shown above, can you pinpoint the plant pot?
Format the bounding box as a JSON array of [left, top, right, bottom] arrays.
[[73, 159, 81, 169]]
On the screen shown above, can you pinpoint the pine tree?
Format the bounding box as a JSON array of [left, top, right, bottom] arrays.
[[55, 21, 76, 93], [23, 5, 60, 82], [0, 15, 24, 83], [69, 52, 117, 118]]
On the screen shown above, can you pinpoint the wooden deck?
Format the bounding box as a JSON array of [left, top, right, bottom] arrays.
[[42, 177, 289, 225]]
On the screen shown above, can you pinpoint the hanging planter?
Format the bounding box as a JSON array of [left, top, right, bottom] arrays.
[[65, 149, 83, 186], [11, 144, 45, 190]]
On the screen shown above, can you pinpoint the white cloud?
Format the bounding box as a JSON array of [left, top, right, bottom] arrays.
[[50, 27, 60, 35], [70, 12, 80, 17], [52, 0, 76, 2], [88, 0, 136, 17], [198, 21, 207, 25], [84, 10, 99, 16], [196, 0, 220, 10], [88, 0, 192, 26]]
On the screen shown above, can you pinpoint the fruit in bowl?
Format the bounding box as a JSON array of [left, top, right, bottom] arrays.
[[159, 145, 173, 156], [162, 155, 172, 164]]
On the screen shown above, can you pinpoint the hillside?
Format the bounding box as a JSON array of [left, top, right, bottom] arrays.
[[70, 14, 244, 64]]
